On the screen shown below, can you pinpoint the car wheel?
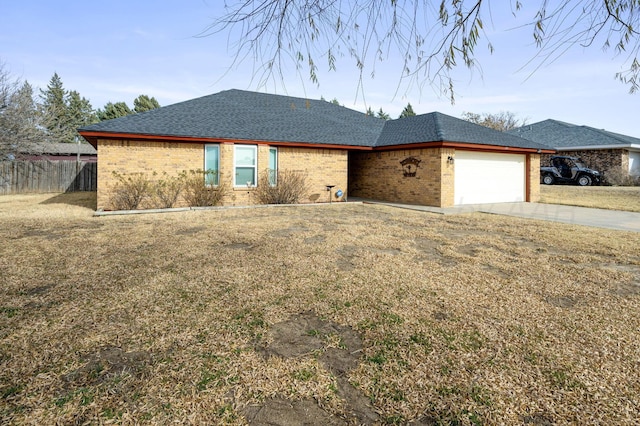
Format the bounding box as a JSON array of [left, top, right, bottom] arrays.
[[542, 174, 555, 185], [577, 175, 592, 186]]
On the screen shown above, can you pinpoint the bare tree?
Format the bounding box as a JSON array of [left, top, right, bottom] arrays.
[[207, 1, 640, 100], [0, 62, 46, 160], [461, 111, 528, 131]]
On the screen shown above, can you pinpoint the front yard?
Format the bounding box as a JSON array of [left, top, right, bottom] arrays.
[[540, 185, 640, 212], [1, 192, 639, 424]]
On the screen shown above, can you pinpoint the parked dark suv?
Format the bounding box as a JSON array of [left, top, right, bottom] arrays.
[[540, 156, 601, 186]]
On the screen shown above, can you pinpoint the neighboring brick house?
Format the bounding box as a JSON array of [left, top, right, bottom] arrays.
[[509, 120, 640, 178], [79, 89, 551, 211]]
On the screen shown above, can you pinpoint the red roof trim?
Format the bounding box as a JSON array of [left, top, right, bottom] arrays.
[[78, 131, 371, 151], [372, 141, 555, 154], [79, 131, 554, 154]]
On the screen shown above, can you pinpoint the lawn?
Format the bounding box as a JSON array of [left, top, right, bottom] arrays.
[[540, 185, 640, 212], [1, 193, 640, 425]]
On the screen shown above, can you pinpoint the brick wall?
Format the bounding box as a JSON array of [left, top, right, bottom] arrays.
[[277, 146, 348, 203], [541, 149, 628, 175], [225, 145, 348, 205], [528, 154, 541, 202], [97, 139, 202, 210], [96, 139, 348, 210], [349, 147, 455, 207], [350, 149, 540, 207]]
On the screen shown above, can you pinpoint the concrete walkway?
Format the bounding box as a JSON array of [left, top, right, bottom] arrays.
[[353, 199, 640, 232]]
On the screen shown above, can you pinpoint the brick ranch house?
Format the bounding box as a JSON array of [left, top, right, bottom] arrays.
[[510, 119, 640, 178], [78, 89, 553, 211]]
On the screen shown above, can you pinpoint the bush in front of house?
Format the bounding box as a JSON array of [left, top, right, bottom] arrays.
[[109, 170, 229, 210], [253, 169, 309, 204], [109, 172, 150, 210], [180, 170, 229, 207], [603, 167, 640, 186], [148, 172, 183, 209]]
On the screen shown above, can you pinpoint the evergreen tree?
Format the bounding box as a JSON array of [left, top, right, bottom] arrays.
[[133, 94, 160, 113], [39, 72, 69, 142], [97, 102, 133, 121], [365, 106, 375, 116], [38, 73, 96, 143], [376, 108, 391, 120], [67, 90, 97, 132], [399, 103, 416, 119]]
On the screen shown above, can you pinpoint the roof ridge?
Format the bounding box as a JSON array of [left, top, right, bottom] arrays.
[[224, 88, 337, 108], [548, 119, 575, 127], [432, 112, 446, 140]]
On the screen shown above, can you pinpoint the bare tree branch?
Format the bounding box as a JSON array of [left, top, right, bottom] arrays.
[[206, 1, 640, 100]]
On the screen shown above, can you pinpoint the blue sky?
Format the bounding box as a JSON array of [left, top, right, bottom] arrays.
[[2, 0, 638, 136]]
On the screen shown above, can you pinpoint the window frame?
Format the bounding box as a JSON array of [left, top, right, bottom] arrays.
[[268, 147, 278, 186], [204, 144, 220, 186], [234, 144, 258, 187]]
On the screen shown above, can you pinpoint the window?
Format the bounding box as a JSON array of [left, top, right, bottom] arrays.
[[234, 145, 257, 187], [268, 147, 278, 186], [204, 144, 219, 186]]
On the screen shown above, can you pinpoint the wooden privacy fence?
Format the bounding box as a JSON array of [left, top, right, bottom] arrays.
[[0, 161, 97, 194]]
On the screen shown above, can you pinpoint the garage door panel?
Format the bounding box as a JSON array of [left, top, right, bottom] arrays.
[[454, 151, 525, 205]]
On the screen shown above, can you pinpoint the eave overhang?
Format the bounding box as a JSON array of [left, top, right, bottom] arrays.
[[78, 131, 373, 151], [554, 144, 640, 151], [371, 140, 555, 154], [78, 131, 554, 154]]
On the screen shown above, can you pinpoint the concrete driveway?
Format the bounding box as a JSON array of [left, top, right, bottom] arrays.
[[355, 199, 640, 232], [470, 203, 640, 232]]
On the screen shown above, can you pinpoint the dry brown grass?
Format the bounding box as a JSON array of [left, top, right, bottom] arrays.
[[540, 185, 640, 212], [1, 193, 640, 424]]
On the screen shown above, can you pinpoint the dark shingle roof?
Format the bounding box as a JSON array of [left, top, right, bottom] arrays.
[[509, 119, 640, 149], [80, 89, 548, 151], [80, 89, 385, 147], [375, 112, 549, 149]]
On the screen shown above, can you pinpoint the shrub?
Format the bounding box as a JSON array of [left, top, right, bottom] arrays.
[[109, 172, 150, 210], [180, 170, 229, 207], [603, 167, 640, 186], [253, 169, 309, 204], [148, 172, 183, 209]]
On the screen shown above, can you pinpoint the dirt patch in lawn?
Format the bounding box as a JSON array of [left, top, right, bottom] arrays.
[[244, 311, 378, 424], [64, 347, 152, 386]]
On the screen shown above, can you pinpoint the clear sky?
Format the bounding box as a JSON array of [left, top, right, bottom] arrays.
[[2, 0, 638, 136]]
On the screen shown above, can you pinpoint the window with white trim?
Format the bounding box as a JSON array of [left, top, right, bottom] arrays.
[[204, 144, 220, 186], [268, 147, 278, 186], [234, 145, 257, 187]]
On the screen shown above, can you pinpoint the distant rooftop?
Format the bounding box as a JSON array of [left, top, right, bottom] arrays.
[[21, 142, 97, 155], [509, 119, 640, 149]]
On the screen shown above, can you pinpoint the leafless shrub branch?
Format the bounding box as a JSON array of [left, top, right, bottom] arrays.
[[253, 169, 310, 204]]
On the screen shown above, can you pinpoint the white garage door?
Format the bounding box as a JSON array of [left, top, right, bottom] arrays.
[[454, 151, 526, 205]]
